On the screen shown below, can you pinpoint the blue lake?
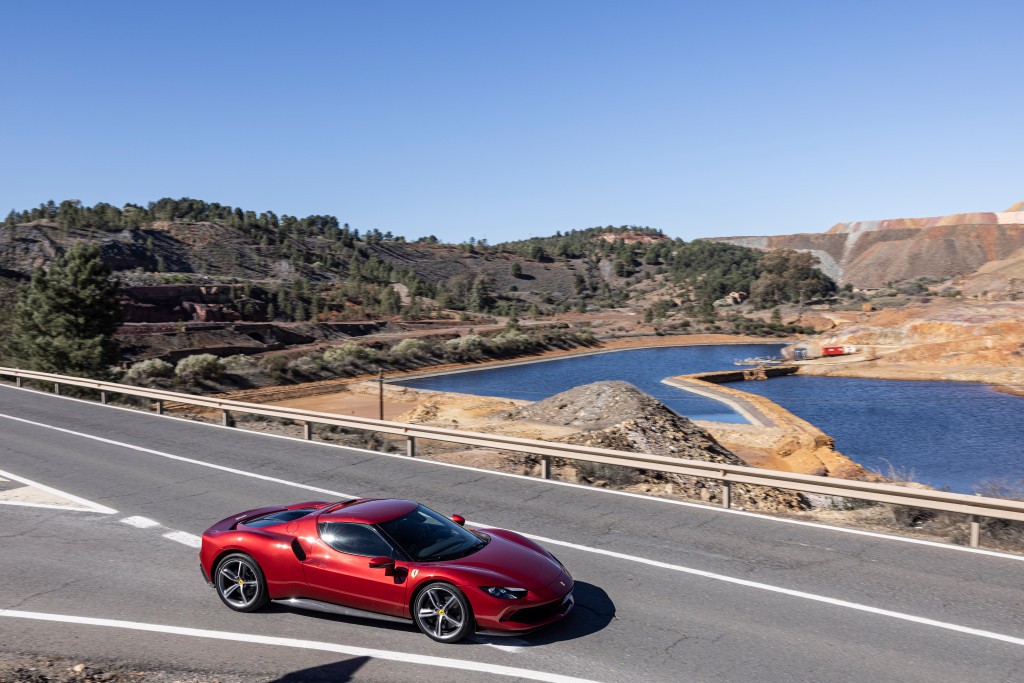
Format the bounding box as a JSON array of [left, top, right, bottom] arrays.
[[739, 376, 1023, 494], [396, 344, 1024, 493], [397, 344, 787, 424]]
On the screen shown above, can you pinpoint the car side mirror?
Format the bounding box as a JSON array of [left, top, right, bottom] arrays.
[[451, 514, 466, 527], [368, 556, 395, 569]]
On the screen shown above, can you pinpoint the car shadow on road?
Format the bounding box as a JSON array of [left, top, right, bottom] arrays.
[[268, 655, 371, 682], [471, 581, 615, 648], [267, 581, 614, 647], [265, 602, 419, 637]]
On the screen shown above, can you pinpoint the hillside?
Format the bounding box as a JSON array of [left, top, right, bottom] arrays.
[[0, 198, 836, 335], [710, 202, 1024, 287]]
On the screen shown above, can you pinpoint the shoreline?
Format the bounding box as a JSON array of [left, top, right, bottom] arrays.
[[251, 333, 1018, 485], [662, 370, 877, 479], [210, 333, 793, 405], [387, 334, 792, 382]]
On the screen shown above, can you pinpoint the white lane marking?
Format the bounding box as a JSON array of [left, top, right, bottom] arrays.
[[3, 387, 1021, 562], [122, 515, 201, 548], [0, 467, 117, 514], [0, 610, 601, 683], [484, 637, 530, 653], [506, 530, 1024, 649], [121, 516, 160, 529], [2, 413, 1021, 650], [162, 531, 202, 548], [0, 412, 350, 498]]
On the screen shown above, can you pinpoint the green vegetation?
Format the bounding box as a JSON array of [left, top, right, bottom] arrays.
[[125, 358, 174, 382], [249, 326, 598, 383], [497, 227, 835, 312], [2, 244, 122, 378], [2, 198, 838, 340], [174, 354, 223, 382]]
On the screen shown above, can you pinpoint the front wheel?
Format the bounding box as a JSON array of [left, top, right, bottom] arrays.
[[214, 553, 269, 612], [413, 582, 473, 643]]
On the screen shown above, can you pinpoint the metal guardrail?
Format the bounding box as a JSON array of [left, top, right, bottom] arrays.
[[2, 366, 1023, 550]]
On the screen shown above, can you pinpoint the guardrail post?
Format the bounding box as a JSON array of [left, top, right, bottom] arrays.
[[222, 410, 234, 427], [722, 480, 732, 509], [541, 455, 551, 479], [15, 377, 22, 388], [154, 400, 164, 415], [302, 422, 312, 440], [100, 390, 107, 404], [969, 515, 981, 548], [53, 383, 60, 396], [407, 436, 416, 457]]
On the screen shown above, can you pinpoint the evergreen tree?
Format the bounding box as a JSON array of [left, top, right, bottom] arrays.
[[469, 276, 495, 312], [4, 244, 122, 378]]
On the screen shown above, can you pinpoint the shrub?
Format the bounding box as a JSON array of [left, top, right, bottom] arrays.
[[323, 343, 379, 364], [260, 354, 289, 381], [287, 355, 323, 375], [488, 330, 530, 355], [218, 354, 256, 371], [391, 338, 427, 358], [444, 334, 487, 360], [175, 354, 222, 381], [125, 358, 174, 382]]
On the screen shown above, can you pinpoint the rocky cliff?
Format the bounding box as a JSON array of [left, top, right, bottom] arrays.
[[711, 202, 1024, 287]]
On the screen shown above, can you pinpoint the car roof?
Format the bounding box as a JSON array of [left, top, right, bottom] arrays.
[[318, 498, 419, 524]]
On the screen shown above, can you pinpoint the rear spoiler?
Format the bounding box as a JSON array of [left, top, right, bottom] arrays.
[[227, 505, 289, 531], [225, 500, 358, 530]]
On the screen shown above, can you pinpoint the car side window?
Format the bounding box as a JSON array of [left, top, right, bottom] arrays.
[[318, 522, 395, 558]]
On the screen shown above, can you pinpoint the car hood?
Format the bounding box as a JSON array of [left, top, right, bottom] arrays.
[[438, 531, 563, 588]]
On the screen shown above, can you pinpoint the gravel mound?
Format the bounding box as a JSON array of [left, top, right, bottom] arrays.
[[507, 380, 684, 430], [505, 381, 807, 512]]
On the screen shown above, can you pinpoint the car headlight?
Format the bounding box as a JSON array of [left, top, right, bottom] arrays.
[[481, 586, 528, 599]]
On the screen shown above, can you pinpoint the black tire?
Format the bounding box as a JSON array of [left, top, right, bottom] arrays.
[[412, 582, 473, 643], [214, 553, 270, 612]]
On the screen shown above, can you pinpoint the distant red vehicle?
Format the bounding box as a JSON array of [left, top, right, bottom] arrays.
[[822, 346, 847, 356], [200, 498, 574, 642]]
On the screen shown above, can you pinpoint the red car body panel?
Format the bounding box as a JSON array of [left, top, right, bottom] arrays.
[[200, 499, 574, 634]]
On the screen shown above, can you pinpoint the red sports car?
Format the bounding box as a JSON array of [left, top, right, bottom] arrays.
[[199, 498, 574, 642]]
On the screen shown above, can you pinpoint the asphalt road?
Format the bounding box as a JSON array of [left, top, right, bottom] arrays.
[[1, 384, 1022, 682]]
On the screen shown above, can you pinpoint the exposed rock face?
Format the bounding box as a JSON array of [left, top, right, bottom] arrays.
[[799, 300, 1024, 390], [504, 381, 808, 512], [709, 204, 1024, 287]]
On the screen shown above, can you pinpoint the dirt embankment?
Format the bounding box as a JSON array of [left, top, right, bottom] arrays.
[[794, 300, 1024, 393], [663, 371, 878, 480], [397, 380, 808, 513]]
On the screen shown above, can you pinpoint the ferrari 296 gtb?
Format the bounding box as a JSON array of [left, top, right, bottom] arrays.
[[199, 498, 574, 642]]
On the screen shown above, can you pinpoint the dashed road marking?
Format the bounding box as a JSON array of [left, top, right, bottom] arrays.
[[120, 515, 200, 548], [483, 636, 530, 653], [162, 530, 202, 548], [0, 610, 603, 683], [121, 516, 160, 528]]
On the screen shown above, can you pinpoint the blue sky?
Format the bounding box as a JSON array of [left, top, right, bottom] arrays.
[[3, 1, 1022, 242]]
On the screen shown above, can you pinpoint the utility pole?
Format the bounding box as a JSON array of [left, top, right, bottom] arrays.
[[377, 368, 384, 421]]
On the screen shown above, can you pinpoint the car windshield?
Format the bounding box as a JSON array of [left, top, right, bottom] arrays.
[[378, 505, 486, 562]]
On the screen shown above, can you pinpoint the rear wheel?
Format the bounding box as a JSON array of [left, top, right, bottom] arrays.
[[214, 553, 269, 612], [413, 582, 473, 643]]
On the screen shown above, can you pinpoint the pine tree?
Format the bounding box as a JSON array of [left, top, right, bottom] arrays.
[[4, 244, 122, 378]]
